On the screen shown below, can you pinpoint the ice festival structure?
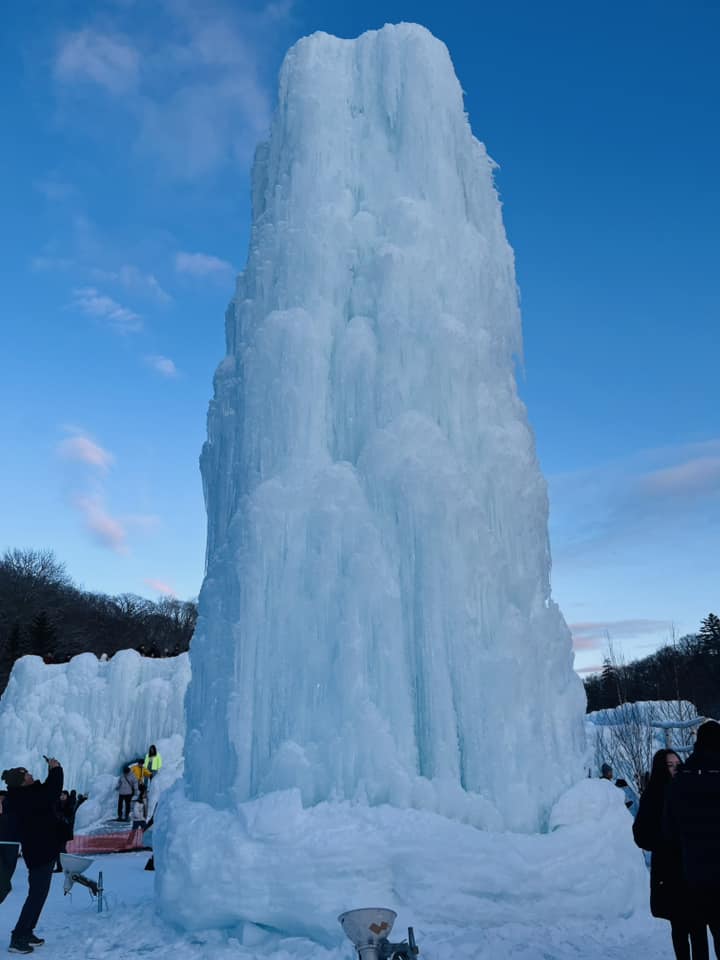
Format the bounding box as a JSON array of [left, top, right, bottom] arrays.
[[155, 24, 623, 939]]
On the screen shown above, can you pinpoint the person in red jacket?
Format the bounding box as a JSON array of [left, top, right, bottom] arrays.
[[2, 758, 63, 954]]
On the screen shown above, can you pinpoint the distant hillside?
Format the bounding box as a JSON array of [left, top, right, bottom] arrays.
[[0, 548, 197, 694], [583, 613, 720, 717]]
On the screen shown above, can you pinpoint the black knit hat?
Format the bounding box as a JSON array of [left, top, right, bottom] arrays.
[[696, 720, 720, 752], [1, 768, 26, 789]]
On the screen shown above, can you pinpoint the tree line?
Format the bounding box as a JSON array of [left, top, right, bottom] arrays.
[[0, 548, 197, 694], [584, 613, 720, 718]]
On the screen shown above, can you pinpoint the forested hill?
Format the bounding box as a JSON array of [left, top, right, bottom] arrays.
[[0, 548, 197, 694], [584, 613, 720, 717]]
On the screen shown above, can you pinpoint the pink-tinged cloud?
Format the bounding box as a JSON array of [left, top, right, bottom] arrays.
[[640, 456, 720, 497], [572, 635, 603, 651], [144, 578, 176, 596], [58, 433, 114, 471], [569, 618, 672, 651], [74, 495, 128, 554]]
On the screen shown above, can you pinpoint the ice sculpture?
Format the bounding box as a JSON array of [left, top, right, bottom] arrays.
[[184, 22, 585, 834]]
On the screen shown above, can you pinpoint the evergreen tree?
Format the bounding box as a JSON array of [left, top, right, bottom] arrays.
[[8, 622, 22, 664], [601, 658, 619, 707], [29, 611, 57, 659], [699, 613, 720, 654]]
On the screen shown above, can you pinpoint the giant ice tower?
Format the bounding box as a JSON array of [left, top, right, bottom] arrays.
[[183, 23, 585, 836]]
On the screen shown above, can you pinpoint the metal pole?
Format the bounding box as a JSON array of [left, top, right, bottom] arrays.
[[98, 871, 103, 913]]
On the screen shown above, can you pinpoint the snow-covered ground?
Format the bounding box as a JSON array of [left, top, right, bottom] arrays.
[[1, 849, 672, 960]]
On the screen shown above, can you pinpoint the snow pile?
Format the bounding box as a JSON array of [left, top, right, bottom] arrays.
[[586, 699, 700, 787], [184, 20, 584, 845], [3, 845, 663, 960], [0, 650, 189, 825], [587, 700, 699, 730], [156, 778, 647, 943]]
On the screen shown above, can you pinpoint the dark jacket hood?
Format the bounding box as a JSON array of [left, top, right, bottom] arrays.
[[684, 749, 720, 772]]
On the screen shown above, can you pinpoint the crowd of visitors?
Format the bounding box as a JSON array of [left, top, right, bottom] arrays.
[[0, 742, 160, 953]]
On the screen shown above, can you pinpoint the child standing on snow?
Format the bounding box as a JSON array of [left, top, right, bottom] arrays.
[[115, 766, 137, 821], [131, 784, 148, 831]]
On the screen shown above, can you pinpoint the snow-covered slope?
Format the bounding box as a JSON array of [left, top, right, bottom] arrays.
[[184, 21, 585, 840], [0, 651, 189, 825]]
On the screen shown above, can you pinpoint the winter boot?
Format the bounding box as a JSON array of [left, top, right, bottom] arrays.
[[8, 940, 33, 954]]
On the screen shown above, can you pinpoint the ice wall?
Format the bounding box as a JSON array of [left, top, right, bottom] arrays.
[[0, 651, 189, 793], [185, 22, 585, 832]]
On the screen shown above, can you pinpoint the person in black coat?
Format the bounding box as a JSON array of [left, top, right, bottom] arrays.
[[0, 790, 20, 905], [633, 748, 708, 960], [666, 720, 720, 958], [2, 759, 63, 954]]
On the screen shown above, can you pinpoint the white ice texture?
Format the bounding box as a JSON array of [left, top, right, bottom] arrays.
[[184, 22, 585, 835], [0, 651, 189, 828], [0, 656, 650, 953]]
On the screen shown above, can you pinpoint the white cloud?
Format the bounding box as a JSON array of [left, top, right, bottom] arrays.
[[52, 3, 294, 179], [31, 256, 74, 272], [145, 355, 179, 378], [55, 29, 140, 95], [58, 431, 114, 471], [91, 265, 172, 304], [71, 286, 142, 333], [175, 251, 234, 279]]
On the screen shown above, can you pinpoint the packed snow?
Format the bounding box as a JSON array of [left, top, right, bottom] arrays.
[[1, 792, 667, 960]]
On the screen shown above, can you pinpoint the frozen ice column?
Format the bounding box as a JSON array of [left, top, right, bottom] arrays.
[[184, 23, 585, 832]]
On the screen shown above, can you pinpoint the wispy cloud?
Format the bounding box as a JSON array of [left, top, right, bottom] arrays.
[[175, 251, 234, 279], [32, 256, 74, 272], [90, 265, 171, 304], [576, 664, 603, 675], [569, 619, 672, 651], [52, 3, 293, 179], [144, 577, 175, 596], [56, 427, 159, 554], [549, 437, 720, 564], [58, 430, 114, 472], [34, 177, 76, 202], [55, 29, 140, 95], [145, 355, 179, 378], [639, 456, 720, 498], [74, 494, 128, 554], [71, 286, 142, 333]]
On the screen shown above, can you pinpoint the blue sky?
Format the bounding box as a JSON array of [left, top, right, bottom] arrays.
[[1, 0, 718, 674]]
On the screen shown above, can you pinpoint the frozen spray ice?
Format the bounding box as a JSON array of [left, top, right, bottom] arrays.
[[184, 23, 585, 832]]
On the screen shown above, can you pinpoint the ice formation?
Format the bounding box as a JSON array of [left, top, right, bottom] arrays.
[[184, 22, 585, 834], [0, 651, 189, 826]]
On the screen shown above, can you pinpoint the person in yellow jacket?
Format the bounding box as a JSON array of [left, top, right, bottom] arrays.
[[144, 745, 162, 778], [130, 759, 151, 785]]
